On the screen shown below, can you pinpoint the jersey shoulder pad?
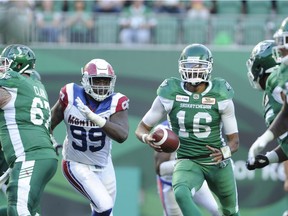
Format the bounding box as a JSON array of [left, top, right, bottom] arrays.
[[0, 70, 19, 80], [157, 77, 182, 99], [211, 77, 234, 100], [60, 82, 74, 96], [111, 92, 129, 112], [0, 71, 23, 88], [59, 82, 76, 103]]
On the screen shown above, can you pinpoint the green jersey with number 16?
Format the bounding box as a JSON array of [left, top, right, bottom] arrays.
[[157, 77, 234, 163], [0, 70, 57, 166]]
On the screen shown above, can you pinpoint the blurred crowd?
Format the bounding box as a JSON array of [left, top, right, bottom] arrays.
[[0, 0, 285, 45]]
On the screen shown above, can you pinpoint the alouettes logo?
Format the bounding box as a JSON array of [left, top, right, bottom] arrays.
[[202, 97, 216, 105], [176, 95, 189, 102]]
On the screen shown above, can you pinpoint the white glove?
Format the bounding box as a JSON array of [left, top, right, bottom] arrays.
[[75, 97, 106, 127], [248, 130, 274, 164], [76, 96, 93, 118]]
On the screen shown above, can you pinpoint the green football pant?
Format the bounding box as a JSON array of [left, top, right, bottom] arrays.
[[6, 159, 57, 216], [173, 159, 240, 216]]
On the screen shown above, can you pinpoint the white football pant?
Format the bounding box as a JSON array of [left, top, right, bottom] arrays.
[[62, 156, 116, 214]]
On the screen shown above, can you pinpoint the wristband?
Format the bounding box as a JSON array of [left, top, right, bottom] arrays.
[[142, 134, 148, 143], [87, 112, 106, 128], [220, 146, 231, 159], [265, 151, 279, 163]]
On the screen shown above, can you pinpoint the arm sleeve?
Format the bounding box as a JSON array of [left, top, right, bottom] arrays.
[[142, 96, 169, 127], [219, 99, 238, 135]]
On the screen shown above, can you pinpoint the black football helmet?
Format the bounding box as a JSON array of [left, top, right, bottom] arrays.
[[273, 17, 288, 63], [246, 40, 279, 90], [0, 44, 36, 73], [178, 44, 213, 86]]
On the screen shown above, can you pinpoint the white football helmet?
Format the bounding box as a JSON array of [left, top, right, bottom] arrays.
[[81, 59, 116, 101]]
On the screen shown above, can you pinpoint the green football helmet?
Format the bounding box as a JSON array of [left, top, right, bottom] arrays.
[[273, 17, 288, 63], [178, 43, 213, 85], [247, 40, 279, 90], [0, 44, 36, 73]]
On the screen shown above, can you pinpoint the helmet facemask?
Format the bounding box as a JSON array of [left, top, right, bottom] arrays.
[[82, 71, 116, 101], [247, 39, 280, 90], [0, 57, 12, 73], [81, 59, 116, 102], [246, 58, 264, 90], [179, 58, 212, 86], [178, 44, 213, 86], [273, 30, 288, 63], [246, 59, 277, 90]]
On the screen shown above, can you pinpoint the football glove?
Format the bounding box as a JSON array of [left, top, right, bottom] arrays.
[[248, 130, 274, 164], [75, 97, 106, 127], [75, 97, 92, 118], [248, 137, 267, 164], [246, 154, 269, 170]]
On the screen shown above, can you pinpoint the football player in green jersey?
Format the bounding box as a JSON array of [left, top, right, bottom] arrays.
[[0, 44, 58, 216], [247, 18, 288, 166], [245, 39, 288, 169], [245, 39, 288, 215], [135, 44, 240, 216], [246, 19, 288, 216]]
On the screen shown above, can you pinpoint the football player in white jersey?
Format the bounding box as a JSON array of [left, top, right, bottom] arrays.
[[154, 121, 220, 216], [51, 58, 129, 216]]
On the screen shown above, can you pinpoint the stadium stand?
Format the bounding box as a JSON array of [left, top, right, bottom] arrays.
[[154, 15, 179, 44], [1, 0, 287, 46], [182, 18, 209, 45], [216, 0, 243, 14], [95, 14, 119, 44]]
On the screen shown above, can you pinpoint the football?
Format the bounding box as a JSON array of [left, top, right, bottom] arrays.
[[152, 127, 180, 153]]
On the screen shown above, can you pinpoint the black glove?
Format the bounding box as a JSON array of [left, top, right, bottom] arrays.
[[246, 154, 269, 170]]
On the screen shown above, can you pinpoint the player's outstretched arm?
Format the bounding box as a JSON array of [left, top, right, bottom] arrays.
[[247, 144, 288, 170], [268, 96, 288, 140], [248, 96, 288, 164]]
